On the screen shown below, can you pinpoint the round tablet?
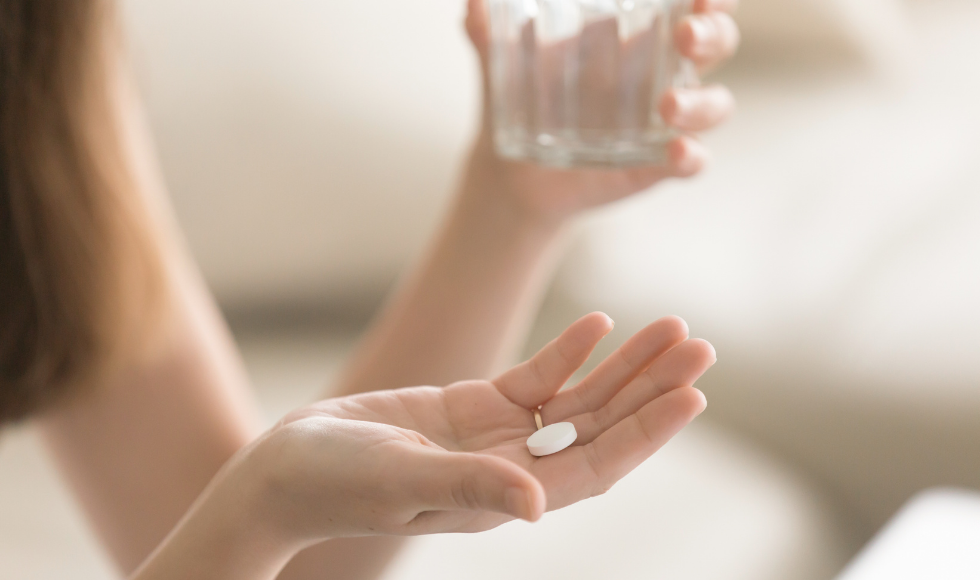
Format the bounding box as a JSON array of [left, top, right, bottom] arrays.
[[527, 422, 578, 457]]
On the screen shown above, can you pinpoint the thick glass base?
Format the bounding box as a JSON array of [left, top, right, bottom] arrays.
[[494, 129, 672, 168]]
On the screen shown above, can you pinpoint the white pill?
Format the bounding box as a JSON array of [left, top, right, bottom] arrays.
[[527, 422, 578, 457]]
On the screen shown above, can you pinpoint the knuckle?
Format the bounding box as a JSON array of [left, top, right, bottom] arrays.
[[450, 464, 483, 510], [659, 90, 682, 122], [554, 336, 576, 368], [572, 383, 594, 414], [592, 405, 610, 432], [592, 479, 616, 497], [450, 477, 470, 509], [632, 414, 656, 446], [636, 368, 659, 396], [529, 356, 549, 387], [583, 444, 610, 497]]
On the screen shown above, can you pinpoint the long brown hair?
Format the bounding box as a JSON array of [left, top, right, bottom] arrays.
[[0, 0, 163, 424]]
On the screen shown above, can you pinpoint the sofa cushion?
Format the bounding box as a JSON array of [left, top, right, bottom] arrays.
[[121, 0, 477, 309]]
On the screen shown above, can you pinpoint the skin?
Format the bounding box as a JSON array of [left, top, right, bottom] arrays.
[[131, 314, 714, 580], [35, 0, 739, 578]]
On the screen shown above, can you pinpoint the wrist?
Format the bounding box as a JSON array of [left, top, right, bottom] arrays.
[[132, 446, 309, 580], [227, 438, 326, 558], [195, 488, 301, 580], [458, 135, 568, 236]]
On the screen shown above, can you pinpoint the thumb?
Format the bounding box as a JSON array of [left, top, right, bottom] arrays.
[[464, 0, 493, 128], [464, 0, 490, 59], [411, 450, 546, 522]]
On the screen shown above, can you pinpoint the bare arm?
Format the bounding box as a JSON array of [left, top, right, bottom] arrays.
[[38, 257, 261, 573], [336, 164, 567, 393], [36, 51, 264, 573], [281, 1, 739, 577]]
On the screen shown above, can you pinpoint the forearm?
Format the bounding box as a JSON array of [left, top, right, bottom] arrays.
[[37, 56, 265, 572], [38, 257, 263, 573], [336, 141, 567, 395], [130, 453, 301, 580]]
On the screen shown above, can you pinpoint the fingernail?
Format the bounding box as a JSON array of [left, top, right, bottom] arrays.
[[696, 389, 708, 413], [671, 90, 696, 120], [677, 142, 706, 175], [688, 16, 715, 57], [505, 487, 532, 521], [705, 342, 718, 364], [689, 16, 711, 44]]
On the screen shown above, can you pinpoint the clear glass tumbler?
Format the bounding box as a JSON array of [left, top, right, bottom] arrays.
[[487, 0, 696, 167]]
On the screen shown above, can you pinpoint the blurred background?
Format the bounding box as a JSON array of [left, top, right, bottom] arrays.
[[1, 0, 978, 578]]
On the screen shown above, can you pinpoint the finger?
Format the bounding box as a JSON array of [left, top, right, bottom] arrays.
[[666, 136, 710, 178], [567, 164, 674, 209], [660, 85, 735, 133], [693, 0, 739, 14], [465, 0, 490, 57], [543, 316, 689, 422], [494, 312, 614, 409], [465, 0, 495, 129], [598, 137, 708, 196], [568, 338, 716, 443], [536, 387, 706, 510], [581, 386, 706, 497], [410, 450, 545, 522], [675, 12, 740, 69]]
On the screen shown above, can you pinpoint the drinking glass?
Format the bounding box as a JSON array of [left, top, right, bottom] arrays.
[[487, 0, 696, 167]]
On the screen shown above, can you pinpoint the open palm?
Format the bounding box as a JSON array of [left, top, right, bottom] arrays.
[[283, 313, 715, 534]]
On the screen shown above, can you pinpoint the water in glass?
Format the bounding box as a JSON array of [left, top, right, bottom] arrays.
[[488, 0, 695, 167]]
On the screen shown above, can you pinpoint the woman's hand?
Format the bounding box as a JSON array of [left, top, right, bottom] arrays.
[[133, 313, 713, 580], [462, 0, 740, 225], [250, 313, 713, 543]]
